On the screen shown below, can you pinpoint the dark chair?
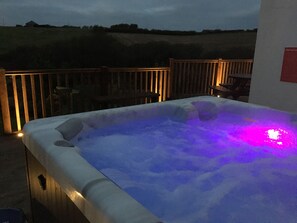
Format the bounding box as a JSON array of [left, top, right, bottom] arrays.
[[0, 208, 27, 223]]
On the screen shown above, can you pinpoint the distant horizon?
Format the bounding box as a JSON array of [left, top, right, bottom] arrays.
[[1, 20, 258, 33]]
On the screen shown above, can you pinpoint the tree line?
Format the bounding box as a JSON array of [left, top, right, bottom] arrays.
[[19, 21, 257, 36]]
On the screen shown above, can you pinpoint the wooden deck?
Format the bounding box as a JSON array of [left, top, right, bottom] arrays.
[[0, 135, 31, 222]]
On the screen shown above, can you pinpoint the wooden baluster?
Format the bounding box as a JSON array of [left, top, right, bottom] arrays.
[[30, 75, 38, 119], [21, 75, 29, 123], [12, 76, 21, 131], [0, 69, 12, 133], [39, 74, 46, 118]]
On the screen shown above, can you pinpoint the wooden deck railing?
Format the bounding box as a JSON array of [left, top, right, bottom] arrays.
[[169, 58, 253, 98], [0, 59, 253, 134], [0, 67, 170, 134]]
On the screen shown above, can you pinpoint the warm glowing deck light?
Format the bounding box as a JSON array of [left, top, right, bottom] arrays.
[[217, 95, 221, 98], [17, 132, 24, 137]]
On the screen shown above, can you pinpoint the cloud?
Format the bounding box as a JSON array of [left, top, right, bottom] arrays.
[[144, 6, 176, 14], [0, 0, 260, 30]]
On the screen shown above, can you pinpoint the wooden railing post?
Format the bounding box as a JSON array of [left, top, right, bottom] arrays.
[[100, 66, 109, 95], [168, 58, 174, 99], [215, 58, 223, 86], [0, 69, 12, 134]]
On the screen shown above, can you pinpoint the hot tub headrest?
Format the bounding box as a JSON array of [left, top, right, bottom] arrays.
[[192, 100, 218, 121], [55, 118, 83, 140]]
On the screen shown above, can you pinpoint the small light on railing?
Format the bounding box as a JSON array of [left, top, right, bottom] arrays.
[[217, 95, 221, 98], [17, 132, 24, 138]]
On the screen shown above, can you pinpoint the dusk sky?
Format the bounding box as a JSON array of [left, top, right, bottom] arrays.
[[1, 0, 261, 31]]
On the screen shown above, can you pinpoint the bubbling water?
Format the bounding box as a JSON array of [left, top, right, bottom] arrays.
[[72, 113, 297, 223]]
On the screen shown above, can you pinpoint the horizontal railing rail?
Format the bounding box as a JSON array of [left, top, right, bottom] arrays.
[[0, 59, 253, 134]]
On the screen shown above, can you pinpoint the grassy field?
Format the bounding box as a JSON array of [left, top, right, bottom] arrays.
[[0, 26, 257, 57], [0, 26, 91, 56], [110, 31, 257, 51]]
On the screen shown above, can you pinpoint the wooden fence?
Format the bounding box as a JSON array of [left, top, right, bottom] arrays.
[[0, 59, 253, 134]]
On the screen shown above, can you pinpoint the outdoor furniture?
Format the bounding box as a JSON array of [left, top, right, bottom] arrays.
[[90, 91, 160, 109], [209, 73, 251, 99], [0, 208, 27, 223], [74, 83, 160, 110], [53, 86, 80, 114]]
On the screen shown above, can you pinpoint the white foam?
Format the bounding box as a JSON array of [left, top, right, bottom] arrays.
[[72, 113, 297, 223]]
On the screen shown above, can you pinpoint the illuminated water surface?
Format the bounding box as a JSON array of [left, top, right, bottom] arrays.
[[72, 111, 297, 223]]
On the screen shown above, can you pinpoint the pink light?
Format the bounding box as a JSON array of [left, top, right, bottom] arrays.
[[267, 129, 280, 140], [237, 125, 296, 150], [265, 128, 288, 147]]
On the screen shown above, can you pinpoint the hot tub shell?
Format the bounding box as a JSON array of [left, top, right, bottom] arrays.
[[23, 96, 202, 223], [22, 96, 297, 223]]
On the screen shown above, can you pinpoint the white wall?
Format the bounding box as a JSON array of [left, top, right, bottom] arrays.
[[249, 0, 297, 113]]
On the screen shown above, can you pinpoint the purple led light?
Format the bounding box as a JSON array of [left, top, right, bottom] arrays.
[[265, 128, 289, 147], [238, 125, 296, 150], [267, 129, 281, 140]]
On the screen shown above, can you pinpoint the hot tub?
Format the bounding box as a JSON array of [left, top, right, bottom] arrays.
[[22, 96, 297, 223]]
